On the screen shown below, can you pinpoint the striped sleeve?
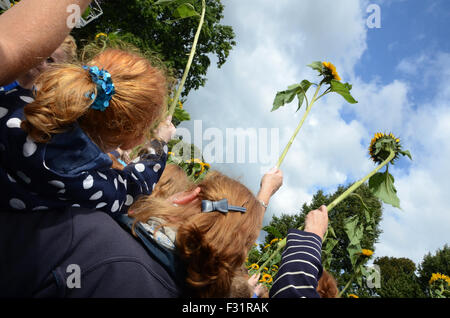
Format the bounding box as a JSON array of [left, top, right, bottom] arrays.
[[269, 229, 323, 298]]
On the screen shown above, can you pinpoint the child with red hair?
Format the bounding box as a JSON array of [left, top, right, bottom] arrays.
[[0, 48, 175, 215]]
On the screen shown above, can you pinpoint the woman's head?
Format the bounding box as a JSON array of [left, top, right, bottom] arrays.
[[17, 35, 77, 89], [21, 48, 167, 152], [130, 170, 265, 297]]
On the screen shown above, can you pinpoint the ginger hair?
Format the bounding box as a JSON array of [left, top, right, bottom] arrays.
[[21, 48, 167, 152], [130, 170, 264, 297], [317, 270, 339, 298], [150, 164, 193, 199]]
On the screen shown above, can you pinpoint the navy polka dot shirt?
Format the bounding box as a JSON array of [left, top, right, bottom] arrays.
[[0, 86, 167, 215]]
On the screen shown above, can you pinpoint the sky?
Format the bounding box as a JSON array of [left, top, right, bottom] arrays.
[[179, 0, 450, 266]]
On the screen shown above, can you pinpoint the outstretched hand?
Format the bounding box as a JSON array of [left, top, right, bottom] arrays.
[[304, 205, 328, 240], [155, 115, 176, 143]]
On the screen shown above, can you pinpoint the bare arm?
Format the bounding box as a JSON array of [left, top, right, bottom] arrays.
[[257, 167, 283, 210], [0, 0, 92, 85]]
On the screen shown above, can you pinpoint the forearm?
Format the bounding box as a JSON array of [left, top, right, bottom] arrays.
[[0, 0, 92, 85], [256, 187, 272, 208]]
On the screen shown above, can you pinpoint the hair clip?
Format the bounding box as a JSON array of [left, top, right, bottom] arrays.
[[201, 199, 247, 214], [83, 65, 115, 111]]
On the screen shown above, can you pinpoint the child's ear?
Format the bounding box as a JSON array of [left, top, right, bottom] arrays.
[[169, 187, 201, 205]]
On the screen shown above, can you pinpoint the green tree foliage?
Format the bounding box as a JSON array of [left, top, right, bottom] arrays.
[[262, 183, 383, 289], [374, 256, 425, 298], [417, 244, 450, 295], [72, 0, 236, 96]]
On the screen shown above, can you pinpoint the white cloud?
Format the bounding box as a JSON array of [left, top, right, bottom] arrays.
[[180, 1, 449, 265]]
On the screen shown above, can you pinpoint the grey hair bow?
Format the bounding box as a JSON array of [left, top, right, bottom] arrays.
[[201, 199, 247, 213]]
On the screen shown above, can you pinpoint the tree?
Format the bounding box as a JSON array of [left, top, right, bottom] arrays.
[[374, 256, 425, 298], [72, 0, 236, 96], [262, 183, 383, 291], [417, 244, 450, 296]]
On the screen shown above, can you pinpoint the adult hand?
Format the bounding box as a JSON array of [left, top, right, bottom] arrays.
[[257, 167, 283, 209], [260, 167, 283, 197], [155, 115, 176, 143], [304, 205, 328, 240]]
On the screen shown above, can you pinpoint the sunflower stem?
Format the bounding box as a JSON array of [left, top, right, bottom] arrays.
[[326, 150, 395, 212], [168, 0, 206, 117], [275, 84, 322, 169], [258, 150, 396, 276], [338, 273, 356, 297]]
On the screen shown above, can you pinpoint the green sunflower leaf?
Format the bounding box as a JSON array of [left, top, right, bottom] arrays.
[[155, 0, 180, 5], [329, 79, 358, 104], [296, 80, 312, 112], [368, 170, 401, 209], [173, 106, 191, 126], [307, 61, 323, 73], [271, 83, 301, 111], [398, 149, 412, 160], [173, 3, 200, 19]]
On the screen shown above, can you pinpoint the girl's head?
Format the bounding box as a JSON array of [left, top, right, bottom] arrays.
[[130, 170, 265, 297], [317, 270, 339, 298], [21, 48, 167, 152], [150, 163, 194, 200]]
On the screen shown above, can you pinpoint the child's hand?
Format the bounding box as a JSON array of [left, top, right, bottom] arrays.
[[155, 115, 176, 143], [248, 273, 261, 289], [254, 283, 268, 297]]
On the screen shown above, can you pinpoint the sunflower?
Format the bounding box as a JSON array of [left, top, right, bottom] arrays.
[[260, 273, 273, 283], [348, 294, 359, 298], [250, 263, 259, 270], [368, 132, 407, 164], [361, 249, 374, 257], [95, 32, 108, 40], [429, 273, 450, 285], [271, 265, 279, 272], [322, 61, 342, 81], [263, 244, 271, 249], [270, 238, 280, 245]]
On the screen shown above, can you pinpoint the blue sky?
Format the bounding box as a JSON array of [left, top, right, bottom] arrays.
[[181, 0, 450, 265]]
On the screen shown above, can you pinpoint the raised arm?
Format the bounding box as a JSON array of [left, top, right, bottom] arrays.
[[0, 0, 91, 85], [257, 167, 283, 210]]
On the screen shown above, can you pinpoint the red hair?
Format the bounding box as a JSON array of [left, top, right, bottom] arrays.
[[130, 171, 265, 297], [21, 49, 167, 151]]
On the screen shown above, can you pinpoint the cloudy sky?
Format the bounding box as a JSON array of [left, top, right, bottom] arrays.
[[179, 0, 450, 265]]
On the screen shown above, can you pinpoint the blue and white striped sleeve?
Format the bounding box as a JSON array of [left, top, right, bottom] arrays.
[[269, 229, 323, 298]]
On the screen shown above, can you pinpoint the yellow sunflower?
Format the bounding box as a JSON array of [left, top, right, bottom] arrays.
[[322, 61, 342, 81], [348, 293, 359, 298], [95, 32, 108, 40], [270, 238, 280, 245], [250, 263, 259, 270], [368, 132, 405, 164], [271, 265, 279, 272], [361, 249, 374, 257], [260, 273, 273, 283], [429, 273, 450, 285]]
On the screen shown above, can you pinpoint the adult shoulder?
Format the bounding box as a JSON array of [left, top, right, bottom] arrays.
[[0, 207, 181, 298]]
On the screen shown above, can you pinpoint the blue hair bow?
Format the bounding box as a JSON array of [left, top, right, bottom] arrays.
[[201, 199, 247, 214], [83, 65, 115, 111]]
